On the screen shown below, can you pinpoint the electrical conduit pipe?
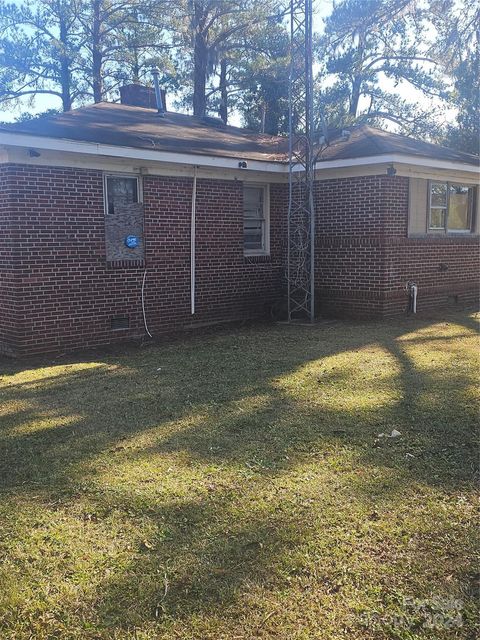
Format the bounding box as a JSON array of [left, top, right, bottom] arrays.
[[191, 166, 197, 314]]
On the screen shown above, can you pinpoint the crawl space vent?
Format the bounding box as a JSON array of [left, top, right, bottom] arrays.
[[110, 316, 130, 330]]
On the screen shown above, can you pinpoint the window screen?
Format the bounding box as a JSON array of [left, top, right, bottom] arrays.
[[243, 185, 267, 252], [106, 176, 139, 215]]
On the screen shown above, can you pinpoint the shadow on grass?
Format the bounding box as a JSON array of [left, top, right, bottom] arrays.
[[0, 309, 478, 636]]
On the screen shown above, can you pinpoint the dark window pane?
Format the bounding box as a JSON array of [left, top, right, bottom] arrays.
[[243, 186, 265, 251], [448, 184, 472, 231], [107, 177, 138, 214], [243, 187, 264, 219], [244, 220, 264, 250]]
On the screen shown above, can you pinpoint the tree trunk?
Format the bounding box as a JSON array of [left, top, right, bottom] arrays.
[[349, 37, 365, 117], [59, 16, 72, 111], [192, 1, 207, 116], [349, 75, 362, 117], [92, 0, 103, 103], [260, 102, 266, 133], [193, 33, 207, 115], [219, 58, 228, 123], [132, 49, 140, 84]]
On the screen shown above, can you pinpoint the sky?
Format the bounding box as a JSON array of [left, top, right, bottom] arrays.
[[0, 0, 455, 129]]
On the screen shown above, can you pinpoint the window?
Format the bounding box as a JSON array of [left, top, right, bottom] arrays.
[[428, 181, 476, 233], [105, 175, 140, 215], [429, 182, 447, 230], [448, 184, 474, 231], [243, 184, 269, 254], [104, 174, 144, 263]]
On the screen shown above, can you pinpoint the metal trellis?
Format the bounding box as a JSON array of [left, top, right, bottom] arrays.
[[287, 0, 316, 322]]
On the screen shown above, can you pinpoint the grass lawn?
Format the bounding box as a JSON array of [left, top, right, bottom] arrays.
[[0, 309, 479, 639]]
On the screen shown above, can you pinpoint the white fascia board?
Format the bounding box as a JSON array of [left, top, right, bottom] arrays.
[[314, 153, 480, 176], [0, 130, 286, 173], [2, 130, 478, 178]]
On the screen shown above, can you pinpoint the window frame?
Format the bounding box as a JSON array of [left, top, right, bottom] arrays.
[[243, 182, 270, 256], [428, 180, 476, 234], [103, 173, 142, 216]]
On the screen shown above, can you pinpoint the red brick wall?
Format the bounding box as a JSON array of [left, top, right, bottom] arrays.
[[1, 165, 478, 355], [314, 175, 389, 317], [0, 164, 285, 355], [383, 236, 480, 314], [314, 174, 479, 317], [0, 165, 18, 355]]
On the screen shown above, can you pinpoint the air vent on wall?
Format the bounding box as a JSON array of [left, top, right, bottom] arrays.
[[110, 316, 130, 330]]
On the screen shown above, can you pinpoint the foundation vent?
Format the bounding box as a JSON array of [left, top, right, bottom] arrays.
[[110, 316, 130, 330]]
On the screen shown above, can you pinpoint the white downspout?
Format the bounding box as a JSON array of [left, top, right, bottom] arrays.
[[191, 166, 197, 314]]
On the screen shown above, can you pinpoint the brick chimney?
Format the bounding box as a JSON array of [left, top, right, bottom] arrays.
[[119, 84, 166, 110]]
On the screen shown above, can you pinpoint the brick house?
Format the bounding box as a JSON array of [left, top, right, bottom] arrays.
[[1, 87, 479, 356]]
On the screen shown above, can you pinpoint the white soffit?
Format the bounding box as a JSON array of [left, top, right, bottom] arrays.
[[1, 131, 478, 178], [0, 131, 284, 173], [314, 154, 479, 177]]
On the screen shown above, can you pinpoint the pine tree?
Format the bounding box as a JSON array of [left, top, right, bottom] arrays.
[[234, 22, 289, 134], [317, 0, 446, 137], [0, 0, 171, 112], [0, 0, 83, 112], [429, 0, 479, 154], [77, 0, 170, 103], [171, 0, 287, 119]]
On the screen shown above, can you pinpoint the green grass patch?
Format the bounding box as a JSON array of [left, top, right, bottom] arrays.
[[0, 310, 478, 639]]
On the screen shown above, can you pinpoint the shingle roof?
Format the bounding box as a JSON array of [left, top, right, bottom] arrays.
[[1, 102, 478, 167], [316, 125, 479, 166], [0, 102, 287, 162]]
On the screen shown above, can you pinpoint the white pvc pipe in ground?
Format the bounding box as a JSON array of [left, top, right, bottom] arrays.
[[142, 269, 153, 338], [412, 284, 417, 313]]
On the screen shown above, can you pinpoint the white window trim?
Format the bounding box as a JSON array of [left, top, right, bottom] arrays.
[[103, 172, 142, 216], [243, 183, 270, 256], [428, 180, 476, 234]]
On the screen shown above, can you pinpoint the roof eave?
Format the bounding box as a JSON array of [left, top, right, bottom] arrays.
[[1, 131, 478, 176], [314, 153, 480, 175], [0, 130, 287, 173]]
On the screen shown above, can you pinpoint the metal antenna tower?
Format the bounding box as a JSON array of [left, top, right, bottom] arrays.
[[287, 0, 315, 322]]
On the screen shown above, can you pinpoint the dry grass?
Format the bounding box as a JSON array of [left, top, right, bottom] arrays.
[[0, 310, 479, 639]]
